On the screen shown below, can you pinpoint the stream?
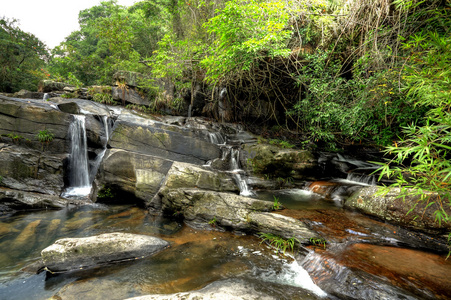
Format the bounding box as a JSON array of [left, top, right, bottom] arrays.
[[0, 187, 450, 299]]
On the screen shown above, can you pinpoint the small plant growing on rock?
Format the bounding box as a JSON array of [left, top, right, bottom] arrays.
[[97, 187, 115, 199], [259, 232, 299, 254], [309, 237, 327, 249], [36, 129, 54, 144], [208, 216, 218, 227], [272, 195, 281, 210]]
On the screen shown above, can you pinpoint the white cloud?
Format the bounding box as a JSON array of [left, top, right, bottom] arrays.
[[1, 0, 137, 49]]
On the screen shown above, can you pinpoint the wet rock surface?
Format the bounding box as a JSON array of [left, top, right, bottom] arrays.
[[41, 232, 169, 272], [242, 143, 318, 179], [109, 116, 221, 165], [345, 186, 451, 233], [0, 95, 71, 153], [94, 149, 173, 204]]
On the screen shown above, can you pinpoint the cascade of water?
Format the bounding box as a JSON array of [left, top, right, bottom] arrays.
[[89, 116, 111, 181], [63, 115, 91, 197], [255, 258, 328, 298], [229, 147, 253, 196], [43, 93, 49, 100], [207, 132, 225, 145], [345, 173, 376, 185]]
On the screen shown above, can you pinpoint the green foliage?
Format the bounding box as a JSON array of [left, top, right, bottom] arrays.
[[5, 133, 24, 142], [61, 93, 75, 99], [0, 17, 48, 92], [258, 232, 299, 254], [269, 139, 295, 149], [309, 237, 327, 249], [36, 129, 54, 143], [208, 216, 218, 226], [201, 0, 292, 84], [377, 11, 451, 237], [272, 195, 281, 210], [97, 187, 115, 199]]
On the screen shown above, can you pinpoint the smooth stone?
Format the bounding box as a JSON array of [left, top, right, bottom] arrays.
[[41, 232, 169, 272]]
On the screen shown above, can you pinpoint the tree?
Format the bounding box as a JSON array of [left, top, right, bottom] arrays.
[[0, 17, 48, 92]]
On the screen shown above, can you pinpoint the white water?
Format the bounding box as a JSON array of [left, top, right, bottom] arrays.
[[257, 259, 328, 298], [89, 116, 111, 181], [207, 132, 225, 145], [228, 147, 253, 196], [63, 115, 91, 198]]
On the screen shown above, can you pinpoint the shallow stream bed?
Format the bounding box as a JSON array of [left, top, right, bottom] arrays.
[[0, 189, 450, 299]]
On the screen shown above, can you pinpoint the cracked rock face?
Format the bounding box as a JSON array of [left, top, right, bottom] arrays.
[[109, 117, 221, 165], [41, 232, 169, 272]]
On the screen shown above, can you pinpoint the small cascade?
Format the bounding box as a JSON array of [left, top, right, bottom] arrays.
[[229, 147, 253, 196], [207, 132, 225, 145], [63, 115, 91, 197], [343, 173, 376, 186], [255, 258, 328, 298], [43, 93, 49, 100], [89, 116, 112, 181]]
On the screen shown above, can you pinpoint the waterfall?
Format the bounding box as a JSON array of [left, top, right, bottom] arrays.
[[63, 115, 91, 198], [344, 173, 376, 186], [43, 93, 49, 100], [89, 116, 111, 181], [229, 147, 253, 196], [207, 132, 225, 145]]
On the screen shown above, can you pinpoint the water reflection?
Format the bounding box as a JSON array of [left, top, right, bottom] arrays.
[[0, 205, 326, 300]]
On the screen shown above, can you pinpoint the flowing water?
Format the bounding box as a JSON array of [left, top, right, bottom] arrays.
[[0, 205, 327, 300], [62, 115, 91, 198]]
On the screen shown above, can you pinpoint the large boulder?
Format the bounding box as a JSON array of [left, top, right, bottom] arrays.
[[159, 189, 273, 230], [0, 96, 71, 153], [41, 232, 169, 272], [113, 71, 143, 87], [161, 162, 238, 192], [159, 188, 319, 243], [0, 143, 66, 195], [38, 80, 75, 93], [109, 116, 221, 165], [345, 186, 451, 233], [112, 86, 150, 106], [0, 188, 68, 214], [94, 149, 173, 204], [242, 143, 317, 180], [248, 212, 319, 244]]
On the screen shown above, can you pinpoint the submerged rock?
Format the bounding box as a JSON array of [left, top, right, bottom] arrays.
[[345, 186, 451, 233], [125, 279, 275, 300], [41, 232, 169, 272]]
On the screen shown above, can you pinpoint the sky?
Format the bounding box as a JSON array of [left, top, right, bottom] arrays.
[[1, 0, 138, 49]]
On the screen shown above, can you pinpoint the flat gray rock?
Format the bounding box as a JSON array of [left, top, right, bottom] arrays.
[[41, 232, 169, 272]]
